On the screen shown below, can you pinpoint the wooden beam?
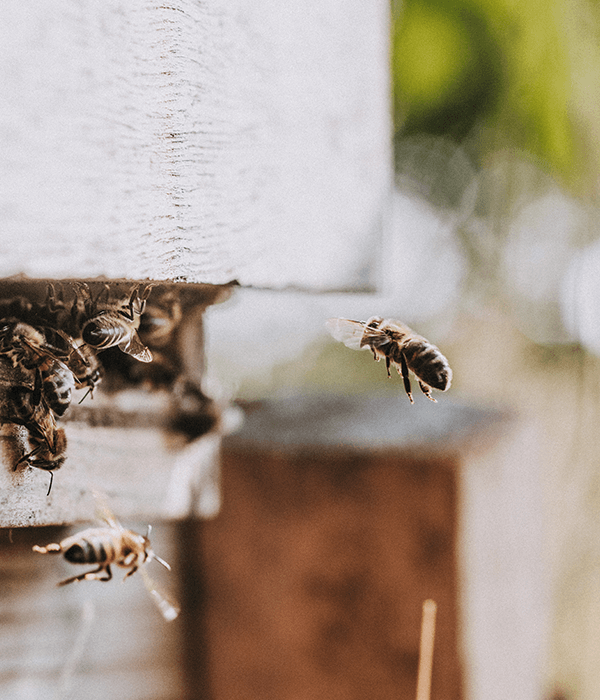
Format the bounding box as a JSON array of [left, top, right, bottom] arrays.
[[0, 1, 391, 290]]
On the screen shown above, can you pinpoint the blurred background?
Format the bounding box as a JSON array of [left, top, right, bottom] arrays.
[[203, 1, 600, 698]]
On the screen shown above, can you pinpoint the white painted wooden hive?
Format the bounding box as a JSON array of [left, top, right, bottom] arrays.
[[1, 0, 391, 289], [0, 1, 392, 526]]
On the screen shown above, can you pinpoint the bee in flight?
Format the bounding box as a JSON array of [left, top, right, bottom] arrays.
[[326, 316, 452, 403], [74, 283, 154, 363], [33, 510, 180, 621]]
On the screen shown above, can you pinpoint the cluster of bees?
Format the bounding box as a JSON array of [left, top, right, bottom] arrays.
[[5, 294, 450, 619], [0, 282, 157, 496], [0, 281, 213, 619]]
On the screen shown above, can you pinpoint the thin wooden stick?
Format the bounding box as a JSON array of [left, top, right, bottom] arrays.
[[416, 599, 437, 700]]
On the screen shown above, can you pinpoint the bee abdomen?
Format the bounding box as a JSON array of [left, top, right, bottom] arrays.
[[403, 341, 452, 391], [64, 534, 116, 564], [41, 366, 74, 416], [82, 316, 127, 349]]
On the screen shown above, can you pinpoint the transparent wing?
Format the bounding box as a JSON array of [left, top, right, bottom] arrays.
[[325, 318, 391, 351], [117, 331, 153, 363], [325, 318, 368, 350], [140, 566, 180, 622], [91, 490, 122, 531]]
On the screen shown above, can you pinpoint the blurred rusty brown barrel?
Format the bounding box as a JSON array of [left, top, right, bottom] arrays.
[[188, 394, 502, 700]]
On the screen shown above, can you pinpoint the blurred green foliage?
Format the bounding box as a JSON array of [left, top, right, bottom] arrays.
[[392, 0, 600, 185]]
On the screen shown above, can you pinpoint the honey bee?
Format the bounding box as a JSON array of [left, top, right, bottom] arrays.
[[69, 343, 102, 399], [4, 377, 67, 495], [326, 316, 452, 403], [76, 283, 153, 363], [0, 320, 79, 416], [33, 513, 180, 621], [138, 291, 182, 348]]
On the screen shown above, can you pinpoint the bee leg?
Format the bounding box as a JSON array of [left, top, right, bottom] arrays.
[[46, 471, 54, 497], [385, 355, 392, 378], [399, 352, 414, 404], [92, 284, 110, 315], [45, 283, 61, 314], [57, 564, 111, 586], [123, 565, 139, 581], [139, 283, 154, 306], [79, 282, 109, 318], [418, 380, 437, 403], [32, 543, 62, 554], [114, 286, 137, 322], [78, 387, 93, 404], [15, 444, 42, 470]]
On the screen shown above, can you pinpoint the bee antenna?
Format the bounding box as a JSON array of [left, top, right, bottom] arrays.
[[78, 387, 93, 404], [153, 553, 171, 571]]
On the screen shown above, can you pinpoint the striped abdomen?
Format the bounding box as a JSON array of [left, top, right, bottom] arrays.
[[62, 528, 122, 565], [40, 361, 75, 416], [82, 314, 131, 350], [402, 338, 452, 391]]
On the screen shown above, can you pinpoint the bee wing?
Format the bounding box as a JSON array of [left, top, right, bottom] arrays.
[[325, 318, 367, 350], [325, 318, 391, 351], [117, 331, 153, 363], [91, 490, 123, 531], [139, 566, 180, 622]]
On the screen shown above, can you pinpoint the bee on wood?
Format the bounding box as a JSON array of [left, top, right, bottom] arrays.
[[0, 320, 80, 416], [326, 316, 452, 403], [75, 283, 154, 363], [3, 378, 67, 495], [33, 511, 180, 621]]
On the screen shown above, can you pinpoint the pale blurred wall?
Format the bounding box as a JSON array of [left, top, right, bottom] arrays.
[[205, 146, 600, 700]]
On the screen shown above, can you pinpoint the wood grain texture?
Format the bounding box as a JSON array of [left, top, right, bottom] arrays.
[[0, 0, 391, 289], [0, 409, 222, 528]]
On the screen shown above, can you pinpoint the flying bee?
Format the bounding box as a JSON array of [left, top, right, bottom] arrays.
[[75, 283, 154, 363], [326, 316, 452, 403], [33, 512, 180, 621]]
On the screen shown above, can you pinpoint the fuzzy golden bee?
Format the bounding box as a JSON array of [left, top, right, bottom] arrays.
[[33, 513, 179, 621], [326, 316, 452, 403]]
